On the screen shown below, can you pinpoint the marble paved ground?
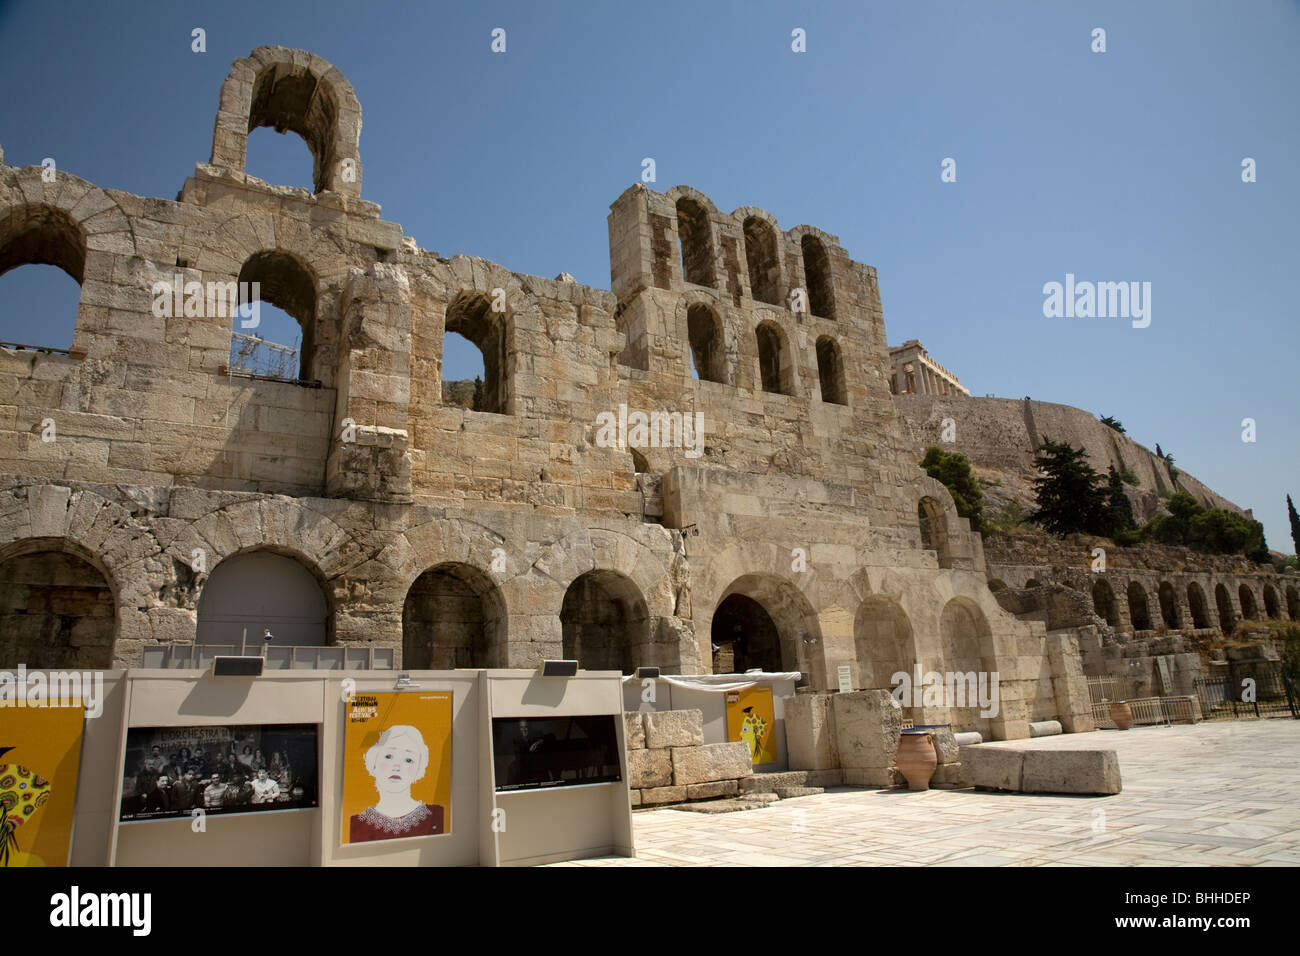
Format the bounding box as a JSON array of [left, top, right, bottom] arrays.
[[548, 719, 1300, 866]]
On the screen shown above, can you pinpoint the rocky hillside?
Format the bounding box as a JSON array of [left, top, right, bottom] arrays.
[[893, 394, 1247, 525]]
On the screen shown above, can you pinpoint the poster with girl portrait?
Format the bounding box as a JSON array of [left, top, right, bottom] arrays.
[[341, 690, 452, 845]]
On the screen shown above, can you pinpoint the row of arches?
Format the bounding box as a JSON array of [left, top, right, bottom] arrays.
[[686, 303, 847, 404], [0, 534, 997, 727], [1089, 577, 1298, 633], [675, 197, 837, 319]]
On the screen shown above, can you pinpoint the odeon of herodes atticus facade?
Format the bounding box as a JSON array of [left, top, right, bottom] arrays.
[[0, 46, 1093, 740]]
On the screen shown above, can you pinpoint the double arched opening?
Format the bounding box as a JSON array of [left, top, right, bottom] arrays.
[[402, 563, 507, 669]]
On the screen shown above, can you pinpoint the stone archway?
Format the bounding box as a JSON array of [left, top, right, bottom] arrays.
[[1092, 579, 1119, 627], [1127, 581, 1152, 631], [712, 593, 782, 674], [1263, 584, 1280, 620], [0, 540, 116, 668], [560, 570, 650, 675], [1215, 583, 1237, 632], [1238, 584, 1259, 620], [197, 550, 330, 646], [1158, 581, 1181, 629], [1186, 582, 1211, 629], [402, 562, 506, 668], [853, 596, 915, 690], [712, 573, 823, 687], [938, 597, 996, 736]]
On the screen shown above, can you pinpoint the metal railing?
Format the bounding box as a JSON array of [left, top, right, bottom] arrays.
[[139, 643, 394, 670], [1193, 663, 1298, 721]]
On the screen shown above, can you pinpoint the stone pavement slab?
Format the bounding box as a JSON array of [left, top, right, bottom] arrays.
[[545, 720, 1300, 867]]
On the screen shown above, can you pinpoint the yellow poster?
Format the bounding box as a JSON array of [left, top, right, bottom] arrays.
[[725, 686, 777, 765], [341, 690, 452, 845], [1, 701, 84, 867]]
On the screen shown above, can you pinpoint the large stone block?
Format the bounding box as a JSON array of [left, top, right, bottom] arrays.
[[686, 780, 738, 800], [962, 746, 1024, 791], [784, 693, 839, 770], [639, 785, 687, 806], [644, 708, 704, 749], [831, 690, 901, 770], [623, 711, 645, 750], [1022, 749, 1121, 795], [671, 742, 753, 786], [627, 748, 672, 789]]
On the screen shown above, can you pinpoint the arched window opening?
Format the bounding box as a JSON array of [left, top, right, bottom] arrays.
[[801, 235, 835, 318], [743, 216, 780, 305], [1127, 581, 1152, 631], [232, 251, 317, 381], [248, 63, 342, 195], [0, 205, 86, 353], [1158, 582, 1181, 629], [756, 321, 791, 395], [1186, 583, 1211, 629], [1238, 584, 1258, 620], [815, 336, 847, 405], [687, 304, 725, 383], [918, 496, 952, 568], [1263, 585, 1280, 619], [676, 198, 715, 288], [1215, 583, 1237, 632], [1092, 580, 1119, 627], [244, 125, 319, 192], [445, 292, 508, 414], [197, 550, 329, 647]]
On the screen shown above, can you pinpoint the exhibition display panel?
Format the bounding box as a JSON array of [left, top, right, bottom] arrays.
[[17, 667, 632, 868]]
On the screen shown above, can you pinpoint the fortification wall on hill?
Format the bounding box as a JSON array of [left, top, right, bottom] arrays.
[[892, 394, 1244, 519]]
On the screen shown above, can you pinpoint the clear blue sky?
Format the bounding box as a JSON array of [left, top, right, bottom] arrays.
[[1, 1, 1296, 551]]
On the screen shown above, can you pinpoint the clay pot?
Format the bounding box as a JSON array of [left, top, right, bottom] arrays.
[[1109, 700, 1133, 731], [896, 731, 938, 791]]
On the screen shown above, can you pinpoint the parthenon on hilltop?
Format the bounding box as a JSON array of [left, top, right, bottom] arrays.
[[1, 46, 1293, 747]]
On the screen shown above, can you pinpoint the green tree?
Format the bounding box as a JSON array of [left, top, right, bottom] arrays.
[[472, 375, 484, 411], [1104, 465, 1135, 537], [920, 446, 985, 533], [1099, 415, 1125, 434], [1288, 494, 1300, 557], [1030, 438, 1108, 536]]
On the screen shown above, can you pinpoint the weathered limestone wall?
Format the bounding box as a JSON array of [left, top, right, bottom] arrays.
[[0, 45, 1102, 740]]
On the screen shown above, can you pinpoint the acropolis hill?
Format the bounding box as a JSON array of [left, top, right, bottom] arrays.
[[1, 46, 1294, 743]]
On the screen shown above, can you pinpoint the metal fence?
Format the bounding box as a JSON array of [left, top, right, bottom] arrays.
[[229, 331, 299, 379], [140, 643, 394, 671], [1193, 663, 1298, 721]]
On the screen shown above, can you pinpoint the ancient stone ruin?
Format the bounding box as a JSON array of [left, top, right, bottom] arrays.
[[6, 46, 1288, 745]]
